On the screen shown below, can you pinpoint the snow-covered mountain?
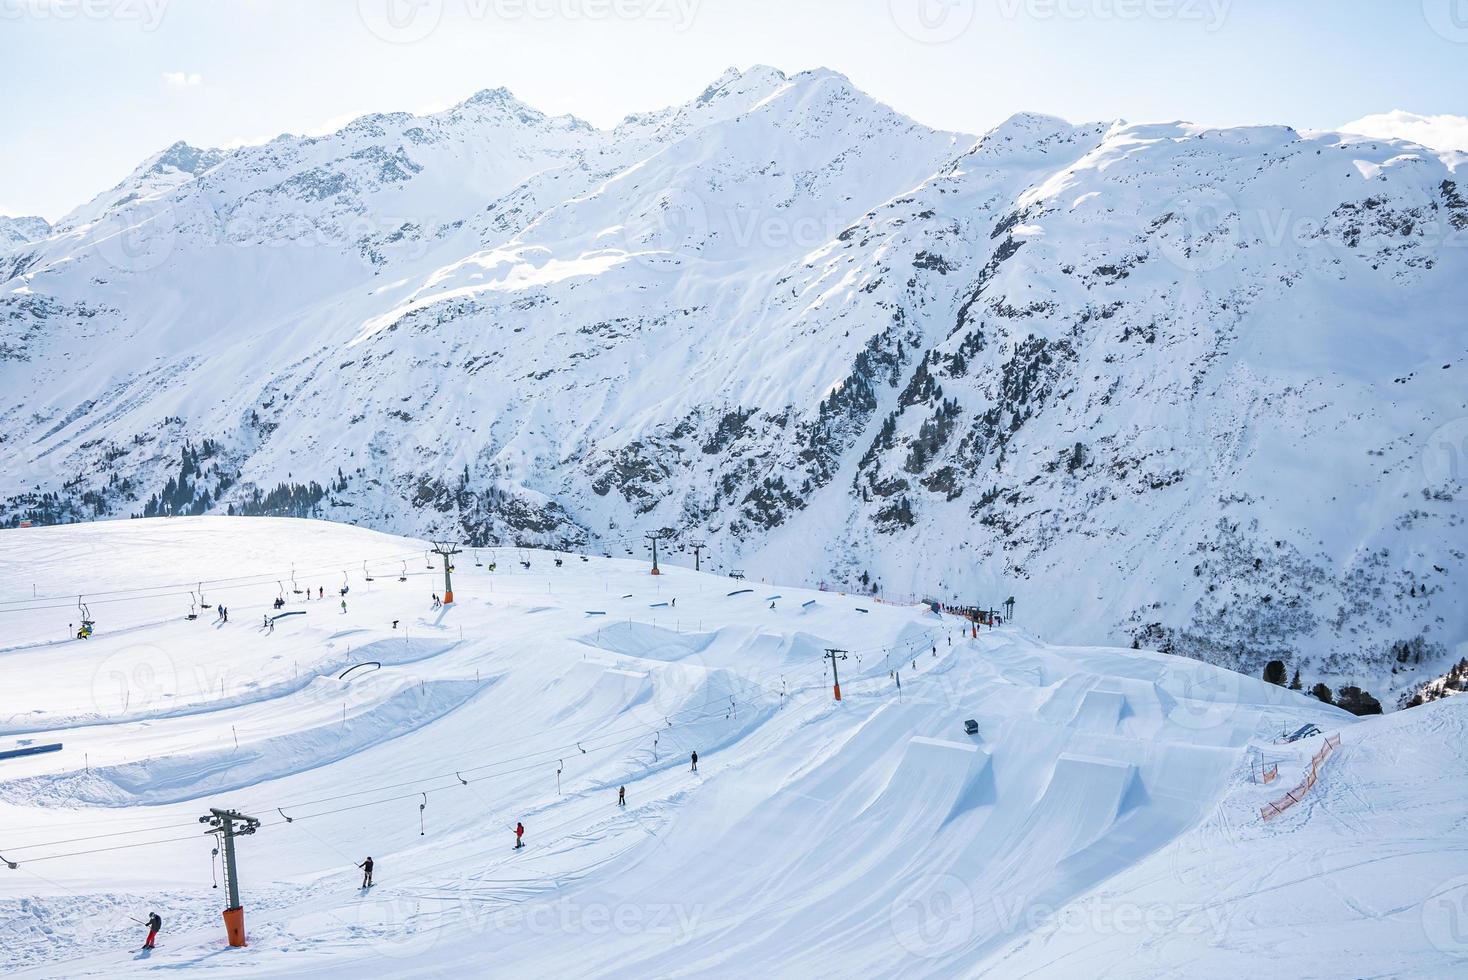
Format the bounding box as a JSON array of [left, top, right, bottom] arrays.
[[0, 215, 50, 251], [2, 67, 1465, 710]]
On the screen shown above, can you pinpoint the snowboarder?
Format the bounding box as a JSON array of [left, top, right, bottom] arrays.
[[514, 822, 524, 849], [690, 751, 698, 773], [357, 856, 374, 888], [617, 786, 626, 808], [141, 911, 161, 950]]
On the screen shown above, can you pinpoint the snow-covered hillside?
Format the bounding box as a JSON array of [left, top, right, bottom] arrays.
[[1, 67, 1465, 709], [2, 517, 1463, 978]]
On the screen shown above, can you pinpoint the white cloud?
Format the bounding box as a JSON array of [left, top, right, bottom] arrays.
[[162, 71, 204, 88], [1339, 110, 1468, 154]]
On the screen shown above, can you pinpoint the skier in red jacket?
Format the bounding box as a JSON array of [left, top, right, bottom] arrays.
[[514, 822, 524, 849]]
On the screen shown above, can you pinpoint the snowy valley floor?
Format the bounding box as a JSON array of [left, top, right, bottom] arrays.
[[0, 517, 1463, 978]]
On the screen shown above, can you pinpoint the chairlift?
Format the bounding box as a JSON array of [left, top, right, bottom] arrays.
[[425, 550, 435, 570], [363, 561, 375, 583], [340, 571, 350, 597], [76, 597, 94, 639], [198, 581, 213, 610], [186, 592, 199, 621], [474, 550, 482, 567], [398, 560, 408, 583], [291, 564, 303, 595]]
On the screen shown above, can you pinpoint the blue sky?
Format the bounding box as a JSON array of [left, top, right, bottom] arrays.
[[3, 0, 1466, 220]]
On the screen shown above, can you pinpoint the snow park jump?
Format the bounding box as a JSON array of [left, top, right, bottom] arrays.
[[0, 517, 1462, 976]]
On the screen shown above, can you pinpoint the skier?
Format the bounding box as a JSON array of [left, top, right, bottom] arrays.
[[617, 786, 626, 808], [340, 599, 347, 614], [514, 822, 525, 849], [690, 751, 698, 773], [222, 606, 228, 623], [141, 911, 161, 950], [671, 597, 676, 608], [357, 856, 374, 888], [318, 586, 324, 600]]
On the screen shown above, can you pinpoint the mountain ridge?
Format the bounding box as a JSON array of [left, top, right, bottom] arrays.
[[2, 67, 1464, 712]]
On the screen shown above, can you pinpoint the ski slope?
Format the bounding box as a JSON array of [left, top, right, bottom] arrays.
[[0, 517, 1463, 978]]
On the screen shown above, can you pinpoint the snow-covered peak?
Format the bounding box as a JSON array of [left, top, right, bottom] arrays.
[[1340, 109, 1468, 155], [0, 214, 51, 250]]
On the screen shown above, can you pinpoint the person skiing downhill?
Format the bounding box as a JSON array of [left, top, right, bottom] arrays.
[[514, 822, 524, 849], [141, 911, 161, 950], [357, 856, 374, 888]]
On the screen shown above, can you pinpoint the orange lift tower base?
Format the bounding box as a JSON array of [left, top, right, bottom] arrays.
[[433, 542, 461, 604], [824, 648, 848, 702], [201, 808, 261, 947]]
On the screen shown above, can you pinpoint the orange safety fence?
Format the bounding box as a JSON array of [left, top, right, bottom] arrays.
[[1260, 733, 1341, 821]]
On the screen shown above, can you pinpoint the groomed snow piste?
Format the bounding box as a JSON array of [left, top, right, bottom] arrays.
[[0, 517, 1464, 978]]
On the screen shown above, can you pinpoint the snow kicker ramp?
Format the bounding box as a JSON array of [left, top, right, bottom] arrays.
[[857, 735, 995, 830]]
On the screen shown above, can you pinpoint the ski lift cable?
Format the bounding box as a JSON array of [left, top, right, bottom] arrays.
[[4, 692, 764, 855], [0, 546, 430, 612]]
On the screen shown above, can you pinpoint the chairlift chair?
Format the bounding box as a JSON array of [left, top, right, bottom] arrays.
[[186, 592, 199, 621], [198, 581, 213, 610], [76, 597, 94, 639], [474, 550, 483, 567], [291, 565, 303, 595], [363, 561, 374, 583], [398, 561, 408, 583]]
